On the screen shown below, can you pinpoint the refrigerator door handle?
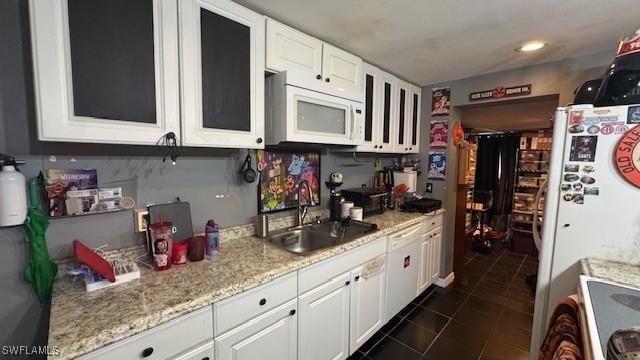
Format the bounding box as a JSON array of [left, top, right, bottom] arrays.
[[533, 180, 547, 251]]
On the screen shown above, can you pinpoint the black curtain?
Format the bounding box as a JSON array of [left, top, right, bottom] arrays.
[[474, 134, 520, 231]]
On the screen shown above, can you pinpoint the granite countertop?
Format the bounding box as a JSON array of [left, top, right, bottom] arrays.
[[581, 257, 640, 288], [49, 209, 443, 359]]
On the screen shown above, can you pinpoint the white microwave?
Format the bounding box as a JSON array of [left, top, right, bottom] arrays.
[[266, 71, 365, 146]]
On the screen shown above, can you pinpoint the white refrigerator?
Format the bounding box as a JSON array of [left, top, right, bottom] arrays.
[[531, 104, 640, 357]]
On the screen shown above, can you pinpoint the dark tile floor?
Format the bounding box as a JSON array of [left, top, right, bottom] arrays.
[[348, 249, 538, 360]]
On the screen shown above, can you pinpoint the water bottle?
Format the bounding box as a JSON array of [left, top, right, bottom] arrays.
[[205, 219, 219, 255]]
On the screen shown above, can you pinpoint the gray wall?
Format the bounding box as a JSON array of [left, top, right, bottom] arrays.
[[0, 0, 391, 353], [418, 50, 615, 277]]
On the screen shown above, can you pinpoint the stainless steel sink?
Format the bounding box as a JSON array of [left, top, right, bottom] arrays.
[[267, 219, 377, 255]]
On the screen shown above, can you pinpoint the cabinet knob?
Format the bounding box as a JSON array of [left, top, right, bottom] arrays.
[[355, 275, 360, 282], [563, 224, 570, 228], [289, 309, 296, 316], [259, 298, 267, 306], [405, 148, 408, 151], [316, 74, 322, 80], [142, 347, 154, 358], [257, 137, 263, 144], [202, 358, 210, 360], [345, 280, 350, 286], [325, 78, 330, 83], [379, 145, 383, 149]]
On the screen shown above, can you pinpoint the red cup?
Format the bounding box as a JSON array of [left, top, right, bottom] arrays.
[[188, 236, 206, 261], [172, 241, 188, 265]]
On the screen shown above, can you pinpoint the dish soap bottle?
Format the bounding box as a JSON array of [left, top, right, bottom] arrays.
[[205, 219, 219, 255]]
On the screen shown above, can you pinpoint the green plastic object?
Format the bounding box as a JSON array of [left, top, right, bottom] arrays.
[[28, 176, 42, 212], [24, 207, 58, 305]]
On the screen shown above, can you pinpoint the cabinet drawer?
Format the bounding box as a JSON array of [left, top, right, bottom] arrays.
[[214, 272, 297, 336], [387, 222, 425, 252], [80, 307, 213, 360], [425, 213, 444, 233], [173, 341, 214, 360], [298, 236, 386, 294]]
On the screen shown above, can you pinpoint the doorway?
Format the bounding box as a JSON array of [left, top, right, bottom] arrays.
[[450, 95, 558, 359]]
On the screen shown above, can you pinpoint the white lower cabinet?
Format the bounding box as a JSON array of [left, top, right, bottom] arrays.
[[298, 272, 351, 360], [215, 299, 297, 360], [419, 232, 433, 293], [349, 261, 386, 352], [419, 228, 442, 294], [430, 230, 442, 284]]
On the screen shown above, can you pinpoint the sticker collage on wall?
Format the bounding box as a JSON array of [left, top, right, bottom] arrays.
[[429, 87, 450, 180]]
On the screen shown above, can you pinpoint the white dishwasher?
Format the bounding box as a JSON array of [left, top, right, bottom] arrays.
[[385, 222, 424, 321]]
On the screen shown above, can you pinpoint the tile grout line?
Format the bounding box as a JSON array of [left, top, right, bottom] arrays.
[[478, 251, 529, 359], [419, 277, 475, 356], [360, 286, 438, 358], [478, 252, 510, 360]]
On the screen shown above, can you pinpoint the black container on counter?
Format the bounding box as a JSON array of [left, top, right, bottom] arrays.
[[329, 190, 342, 221]]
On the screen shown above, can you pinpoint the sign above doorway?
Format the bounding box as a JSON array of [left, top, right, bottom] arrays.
[[469, 84, 532, 102]]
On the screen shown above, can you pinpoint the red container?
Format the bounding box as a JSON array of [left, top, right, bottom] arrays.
[[172, 241, 188, 265]]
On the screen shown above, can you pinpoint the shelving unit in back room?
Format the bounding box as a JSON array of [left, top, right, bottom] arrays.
[[511, 131, 552, 255]]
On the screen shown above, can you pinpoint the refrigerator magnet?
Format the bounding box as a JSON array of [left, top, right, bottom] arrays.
[[564, 173, 579, 182], [601, 124, 615, 135], [627, 106, 640, 124], [584, 187, 600, 196], [615, 124, 630, 135], [570, 136, 598, 162], [564, 164, 579, 172], [568, 125, 585, 134], [580, 176, 596, 184], [572, 194, 584, 204]]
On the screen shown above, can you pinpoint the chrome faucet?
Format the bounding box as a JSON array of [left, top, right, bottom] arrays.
[[296, 180, 315, 227]]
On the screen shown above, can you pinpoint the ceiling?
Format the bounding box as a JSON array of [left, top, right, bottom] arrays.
[[236, 0, 640, 86], [460, 95, 559, 132]]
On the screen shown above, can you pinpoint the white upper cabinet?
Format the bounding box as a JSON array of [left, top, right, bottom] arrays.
[[393, 79, 411, 153], [408, 85, 422, 154], [265, 19, 362, 94], [378, 70, 397, 153], [179, 0, 265, 148], [321, 43, 362, 93], [266, 18, 323, 78], [30, 0, 265, 149], [29, 0, 180, 145], [356, 63, 380, 152], [354, 63, 421, 154]]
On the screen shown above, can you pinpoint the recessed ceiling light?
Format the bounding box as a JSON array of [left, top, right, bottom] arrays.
[[516, 41, 549, 52]]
